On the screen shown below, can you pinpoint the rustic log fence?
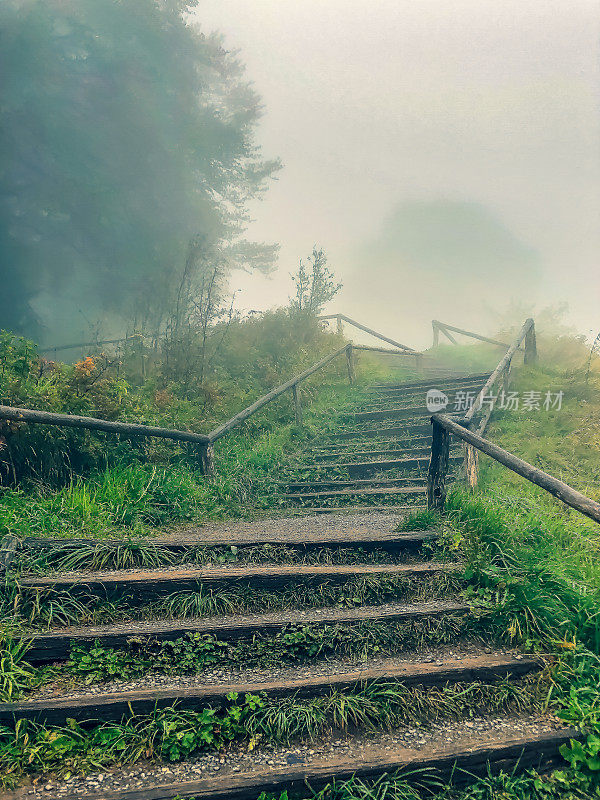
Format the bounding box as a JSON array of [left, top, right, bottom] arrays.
[[425, 318, 600, 526], [321, 314, 422, 366], [432, 320, 514, 350], [427, 412, 600, 524], [0, 344, 352, 479], [428, 318, 536, 500], [3, 315, 427, 481]]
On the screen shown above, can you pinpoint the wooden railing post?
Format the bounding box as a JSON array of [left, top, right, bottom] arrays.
[[336, 314, 343, 335], [432, 321, 440, 347], [427, 418, 450, 510], [346, 344, 355, 385], [292, 383, 302, 425], [465, 444, 479, 489], [524, 320, 537, 365], [198, 442, 215, 478]]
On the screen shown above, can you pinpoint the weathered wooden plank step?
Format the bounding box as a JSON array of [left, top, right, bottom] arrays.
[[283, 477, 427, 491], [313, 434, 432, 450], [23, 528, 438, 552], [0, 652, 542, 725], [352, 408, 463, 422], [310, 455, 462, 477], [23, 600, 470, 662], [327, 422, 433, 440], [301, 504, 427, 514], [20, 561, 461, 597], [5, 720, 577, 799], [363, 384, 486, 404], [355, 389, 485, 411], [285, 486, 427, 501], [312, 448, 462, 462], [369, 373, 491, 392]]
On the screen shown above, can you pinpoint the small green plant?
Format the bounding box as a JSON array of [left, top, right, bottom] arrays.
[[0, 631, 34, 702]]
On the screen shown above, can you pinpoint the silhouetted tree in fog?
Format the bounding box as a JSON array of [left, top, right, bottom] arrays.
[[0, 0, 280, 340]]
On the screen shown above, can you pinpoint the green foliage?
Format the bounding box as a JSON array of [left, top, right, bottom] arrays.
[[29, 611, 477, 693], [0, 694, 264, 786], [0, 632, 34, 702], [290, 247, 342, 316]]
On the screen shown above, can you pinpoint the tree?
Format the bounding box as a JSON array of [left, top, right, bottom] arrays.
[[0, 0, 280, 341], [290, 247, 342, 317]]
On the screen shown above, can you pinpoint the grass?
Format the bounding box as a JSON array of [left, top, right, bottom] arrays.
[[0, 375, 379, 539]]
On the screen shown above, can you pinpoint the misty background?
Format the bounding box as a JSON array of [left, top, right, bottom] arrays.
[[199, 0, 600, 349], [1, 0, 598, 350]]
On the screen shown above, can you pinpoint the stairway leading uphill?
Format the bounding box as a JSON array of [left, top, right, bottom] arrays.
[[279, 372, 490, 510], [1, 373, 577, 800]]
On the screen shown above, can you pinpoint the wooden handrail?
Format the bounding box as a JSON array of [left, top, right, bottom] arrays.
[[321, 314, 419, 354], [428, 413, 600, 525], [352, 344, 423, 356], [0, 343, 354, 479], [41, 333, 150, 355], [432, 320, 512, 349], [0, 405, 210, 445], [463, 318, 535, 425], [208, 344, 351, 442]]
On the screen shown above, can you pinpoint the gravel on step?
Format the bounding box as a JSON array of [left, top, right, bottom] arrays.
[[9, 715, 568, 799], [25, 642, 523, 701]]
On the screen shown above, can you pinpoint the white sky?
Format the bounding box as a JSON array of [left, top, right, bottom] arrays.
[[194, 0, 600, 347]]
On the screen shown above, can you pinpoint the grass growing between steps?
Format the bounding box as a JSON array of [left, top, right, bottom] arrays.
[[6, 572, 463, 629], [13, 540, 435, 575], [256, 763, 597, 799], [2, 613, 481, 698], [0, 677, 541, 788]]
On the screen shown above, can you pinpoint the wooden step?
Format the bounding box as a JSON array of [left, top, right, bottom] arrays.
[[314, 434, 432, 450], [312, 455, 462, 478], [23, 528, 438, 553], [356, 385, 485, 410], [312, 447, 462, 462], [20, 561, 460, 598], [0, 652, 542, 725], [352, 408, 465, 423], [327, 422, 433, 440], [370, 373, 491, 392], [23, 600, 470, 662], [283, 477, 427, 491], [6, 720, 577, 799], [285, 486, 427, 501]]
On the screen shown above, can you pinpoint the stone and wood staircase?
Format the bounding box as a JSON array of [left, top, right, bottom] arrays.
[[279, 373, 490, 510], [0, 374, 578, 799]]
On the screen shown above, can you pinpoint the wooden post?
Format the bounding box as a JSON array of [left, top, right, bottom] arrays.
[[0, 535, 18, 575], [292, 383, 302, 426], [336, 315, 343, 335], [198, 442, 215, 478], [432, 321, 440, 347], [502, 359, 512, 395], [465, 445, 479, 488], [346, 344, 355, 384], [439, 325, 458, 345], [524, 322, 537, 365], [427, 418, 450, 510]]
